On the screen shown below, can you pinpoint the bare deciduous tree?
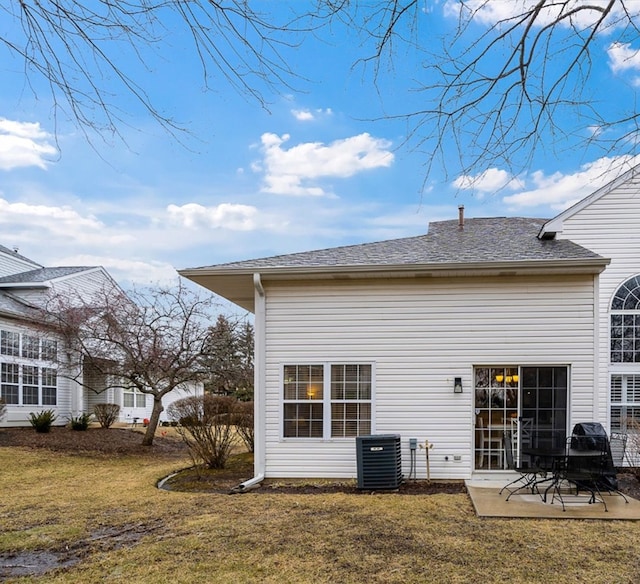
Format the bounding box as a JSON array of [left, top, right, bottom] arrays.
[[40, 282, 219, 446], [324, 1, 640, 180], [1, 0, 314, 142], [5, 1, 639, 182]]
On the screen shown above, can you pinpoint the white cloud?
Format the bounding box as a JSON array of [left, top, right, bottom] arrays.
[[166, 202, 258, 230], [291, 108, 334, 122], [0, 119, 57, 170], [0, 198, 132, 245], [453, 168, 524, 196], [444, 1, 639, 29], [292, 109, 315, 121], [59, 254, 178, 286], [258, 132, 394, 196], [502, 155, 640, 211], [608, 42, 640, 85]]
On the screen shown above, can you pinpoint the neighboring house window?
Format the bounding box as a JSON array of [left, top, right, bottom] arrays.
[[123, 387, 147, 408], [22, 335, 39, 359], [1, 363, 19, 404], [22, 365, 39, 405], [42, 368, 57, 406], [41, 339, 58, 362], [0, 330, 58, 406], [1, 331, 19, 356], [283, 363, 373, 438]]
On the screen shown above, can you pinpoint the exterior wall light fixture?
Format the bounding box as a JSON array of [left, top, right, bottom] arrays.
[[454, 377, 463, 393]]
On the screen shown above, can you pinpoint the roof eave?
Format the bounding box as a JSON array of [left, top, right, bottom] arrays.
[[0, 282, 51, 289], [180, 257, 609, 313]]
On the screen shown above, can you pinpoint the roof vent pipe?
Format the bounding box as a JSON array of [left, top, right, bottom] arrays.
[[458, 205, 464, 229]]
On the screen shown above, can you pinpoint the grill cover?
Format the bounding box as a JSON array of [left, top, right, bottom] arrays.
[[570, 422, 617, 489]]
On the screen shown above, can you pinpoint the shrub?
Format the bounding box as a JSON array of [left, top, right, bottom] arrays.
[[29, 409, 57, 433], [70, 412, 92, 431], [93, 403, 120, 428], [168, 394, 239, 469], [234, 400, 254, 453], [0, 399, 6, 422]]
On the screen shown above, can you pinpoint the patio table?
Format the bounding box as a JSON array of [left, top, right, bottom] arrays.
[[521, 447, 566, 500]]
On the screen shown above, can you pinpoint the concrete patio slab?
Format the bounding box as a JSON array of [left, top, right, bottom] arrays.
[[467, 483, 640, 520]]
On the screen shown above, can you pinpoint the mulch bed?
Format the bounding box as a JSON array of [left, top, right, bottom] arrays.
[[0, 425, 187, 457], [2, 425, 640, 498]]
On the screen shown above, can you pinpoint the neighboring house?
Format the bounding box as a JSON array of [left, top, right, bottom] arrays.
[[0, 245, 200, 427], [180, 165, 640, 481]]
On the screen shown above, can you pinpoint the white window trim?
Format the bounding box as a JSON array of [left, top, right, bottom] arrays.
[[122, 387, 147, 409], [0, 329, 58, 407], [280, 361, 376, 441]]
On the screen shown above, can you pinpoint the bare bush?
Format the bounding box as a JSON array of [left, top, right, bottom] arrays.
[[168, 395, 239, 469], [234, 401, 254, 453], [622, 418, 640, 480], [93, 403, 121, 429]]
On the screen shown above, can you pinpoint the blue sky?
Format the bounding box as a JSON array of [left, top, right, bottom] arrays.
[[1, 1, 640, 291]]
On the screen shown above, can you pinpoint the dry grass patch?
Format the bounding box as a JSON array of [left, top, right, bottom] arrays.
[[2, 439, 640, 583]]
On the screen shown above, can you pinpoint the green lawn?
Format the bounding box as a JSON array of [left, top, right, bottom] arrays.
[[1, 445, 640, 583]]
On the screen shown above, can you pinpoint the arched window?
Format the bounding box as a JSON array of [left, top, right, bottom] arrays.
[[611, 276, 640, 363], [610, 276, 640, 436]]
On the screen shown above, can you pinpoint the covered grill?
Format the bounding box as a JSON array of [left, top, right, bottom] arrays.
[[570, 422, 618, 490]]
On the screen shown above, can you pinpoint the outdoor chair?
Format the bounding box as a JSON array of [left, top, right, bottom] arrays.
[[610, 432, 628, 468], [477, 416, 502, 468], [597, 432, 629, 503], [500, 431, 546, 501]]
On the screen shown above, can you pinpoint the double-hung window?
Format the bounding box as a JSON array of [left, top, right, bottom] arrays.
[[283, 363, 373, 438], [1, 363, 19, 404], [123, 387, 147, 408], [0, 330, 58, 406]]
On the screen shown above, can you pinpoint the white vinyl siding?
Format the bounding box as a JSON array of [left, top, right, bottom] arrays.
[[556, 174, 640, 427], [0, 248, 39, 278], [262, 274, 596, 480]]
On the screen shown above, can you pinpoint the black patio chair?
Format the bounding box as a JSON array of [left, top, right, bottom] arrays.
[[598, 432, 629, 503], [500, 431, 546, 501], [610, 432, 628, 468]]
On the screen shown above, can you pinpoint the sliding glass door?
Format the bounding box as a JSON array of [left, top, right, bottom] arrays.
[[474, 365, 568, 470], [520, 367, 568, 450]]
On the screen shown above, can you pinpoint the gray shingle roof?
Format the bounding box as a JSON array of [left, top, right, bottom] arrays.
[[0, 266, 94, 285], [190, 217, 603, 272]]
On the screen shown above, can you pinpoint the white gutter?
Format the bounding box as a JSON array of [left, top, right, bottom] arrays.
[[232, 273, 267, 493], [180, 258, 610, 280]]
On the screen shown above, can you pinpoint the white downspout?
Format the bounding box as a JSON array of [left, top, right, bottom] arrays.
[[233, 273, 266, 492]]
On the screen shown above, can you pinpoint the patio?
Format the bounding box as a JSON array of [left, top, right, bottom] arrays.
[[466, 480, 640, 520]]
